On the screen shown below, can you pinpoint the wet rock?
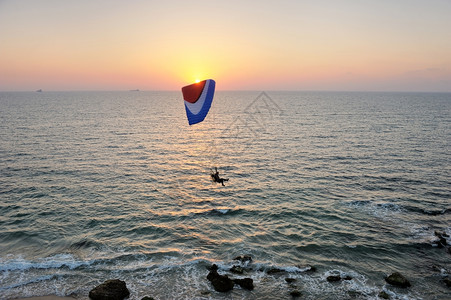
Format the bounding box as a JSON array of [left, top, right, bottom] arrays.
[[343, 275, 353, 280], [89, 279, 130, 300], [443, 278, 451, 288], [434, 231, 448, 248], [448, 247, 451, 255], [234, 255, 252, 263], [435, 230, 449, 238], [438, 238, 447, 248], [211, 275, 234, 293], [141, 297, 155, 300], [230, 265, 244, 274], [207, 264, 219, 281], [290, 290, 302, 297], [207, 264, 218, 272], [267, 267, 284, 274], [234, 278, 254, 290], [433, 241, 443, 248], [207, 264, 234, 292], [285, 278, 296, 283], [385, 272, 411, 288], [306, 265, 317, 273], [326, 275, 341, 282], [378, 291, 390, 299]]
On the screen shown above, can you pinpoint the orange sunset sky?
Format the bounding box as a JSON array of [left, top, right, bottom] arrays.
[[1, 0, 450, 92]]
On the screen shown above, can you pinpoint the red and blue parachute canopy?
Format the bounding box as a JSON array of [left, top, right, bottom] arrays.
[[181, 79, 216, 125]]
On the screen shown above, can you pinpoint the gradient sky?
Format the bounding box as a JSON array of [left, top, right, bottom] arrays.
[[1, 0, 451, 91]]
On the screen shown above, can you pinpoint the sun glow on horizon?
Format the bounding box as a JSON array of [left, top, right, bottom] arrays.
[[1, 1, 450, 92]]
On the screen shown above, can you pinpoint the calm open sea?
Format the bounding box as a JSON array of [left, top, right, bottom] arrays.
[[0, 91, 450, 299]]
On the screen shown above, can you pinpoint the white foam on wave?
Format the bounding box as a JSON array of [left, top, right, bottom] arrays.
[[234, 264, 384, 299], [0, 274, 54, 291], [0, 253, 91, 299], [347, 200, 451, 250], [133, 258, 214, 300], [0, 253, 93, 272], [301, 268, 420, 300], [323, 268, 359, 280], [409, 224, 435, 244], [212, 208, 230, 214], [0, 251, 426, 300], [347, 200, 404, 220], [409, 224, 451, 246]]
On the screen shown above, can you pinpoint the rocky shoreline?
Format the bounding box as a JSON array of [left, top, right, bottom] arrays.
[[15, 231, 451, 300], [84, 244, 449, 300], [17, 297, 74, 300]]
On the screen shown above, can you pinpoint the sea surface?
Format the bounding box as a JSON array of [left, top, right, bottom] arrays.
[[0, 91, 450, 299]]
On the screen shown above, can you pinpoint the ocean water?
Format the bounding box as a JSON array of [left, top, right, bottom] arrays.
[[0, 91, 450, 300]]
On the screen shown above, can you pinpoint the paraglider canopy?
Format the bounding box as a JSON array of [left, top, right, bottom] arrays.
[[181, 79, 215, 125]]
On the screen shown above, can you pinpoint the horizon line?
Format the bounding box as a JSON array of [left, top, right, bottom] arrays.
[[1, 89, 451, 94]]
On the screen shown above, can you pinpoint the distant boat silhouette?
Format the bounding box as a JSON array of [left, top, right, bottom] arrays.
[[36, 89, 42, 92], [130, 89, 140, 92]]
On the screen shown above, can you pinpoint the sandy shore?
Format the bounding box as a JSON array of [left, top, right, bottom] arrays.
[[14, 297, 75, 300]]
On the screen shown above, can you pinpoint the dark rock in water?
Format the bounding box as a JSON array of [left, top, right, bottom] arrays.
[[443, 278, 451, 288], [207, 264, 234, 292], [141, 297, 155, 300], [234, 255, 252, 263], [433, 241, 444, 248], [290, 290, 302, 297], [207, 263, 252, 291], [234, 278, 254, 290], [327, 275, 341, 282], [267, 267, 284, 274], [285, 278, 297, 283], [89, 279, 130, 300], [207, 265, 219, 281], [343, 275, 353, 280], [448, 247, 451, 255], [438, 238, 447, 248], [378, 291, 390, 299], [230, 265, 244, 274], [211, 274, 234, 292], [385, 272, 411, 288], [434, 231, 448, 248], [207, 264, 219, 272], [435, 230, 449, 238], [306, 265, 317, 273]]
